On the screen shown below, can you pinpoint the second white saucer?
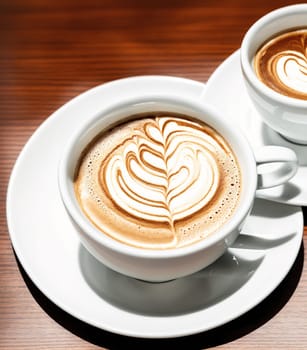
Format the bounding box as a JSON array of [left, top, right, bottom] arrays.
[[204, 50, 307, 206]]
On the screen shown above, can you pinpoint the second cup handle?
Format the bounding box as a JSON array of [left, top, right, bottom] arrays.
[[255, 146, 298, 190]]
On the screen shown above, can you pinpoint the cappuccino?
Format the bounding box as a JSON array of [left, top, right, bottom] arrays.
[[254, 28, 307, 100], [74, 114, 241, 250]]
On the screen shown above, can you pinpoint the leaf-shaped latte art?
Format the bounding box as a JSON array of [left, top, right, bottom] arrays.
[[101, 117, 220, 229], [75, 115, 241, 249]]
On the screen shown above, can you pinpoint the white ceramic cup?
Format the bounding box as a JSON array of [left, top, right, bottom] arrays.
[[241, 4, 307, 144], [58, 94, 297, 282]]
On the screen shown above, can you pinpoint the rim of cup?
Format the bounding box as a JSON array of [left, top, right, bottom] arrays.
[[241, 4, 307, 108], [58, 94, 257, 259]]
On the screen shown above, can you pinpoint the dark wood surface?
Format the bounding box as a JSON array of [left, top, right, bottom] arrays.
[[1, 0, 307, 348]]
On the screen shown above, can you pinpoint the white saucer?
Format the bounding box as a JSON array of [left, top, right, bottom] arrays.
[[7, 76, 303, 338], [204, 50, 307, 206]]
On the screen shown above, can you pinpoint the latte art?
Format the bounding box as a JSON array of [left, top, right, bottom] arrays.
[[74, 115, 241, 249], [254, 29, 307, 99], [275, 52, 307, 93], [103, 118, 220, 226]]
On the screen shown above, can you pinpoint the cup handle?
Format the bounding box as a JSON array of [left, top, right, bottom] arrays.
[[255, 146, 298, 190]]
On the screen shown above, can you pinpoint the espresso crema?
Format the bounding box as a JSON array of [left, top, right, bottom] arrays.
[[254, 29, 307, 100], [74, 114, 241, 249]]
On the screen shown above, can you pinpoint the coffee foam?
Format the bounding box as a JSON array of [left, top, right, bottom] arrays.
[[74, 115, 241, 249], [254, 29, 307, 100]]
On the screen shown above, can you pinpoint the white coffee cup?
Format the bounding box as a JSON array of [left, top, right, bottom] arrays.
[[58, 94, 297, 282], [241, 4, 307, 144]]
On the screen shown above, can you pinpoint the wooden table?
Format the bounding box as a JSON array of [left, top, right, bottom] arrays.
[[1, 0, 306, 348]]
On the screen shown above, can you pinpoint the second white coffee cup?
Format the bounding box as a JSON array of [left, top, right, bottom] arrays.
[[241, 4, 307, 144]]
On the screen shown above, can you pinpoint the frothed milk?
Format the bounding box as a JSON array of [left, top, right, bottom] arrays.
[[254, 28, 307, 100], [74, 114, 241, 250]]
